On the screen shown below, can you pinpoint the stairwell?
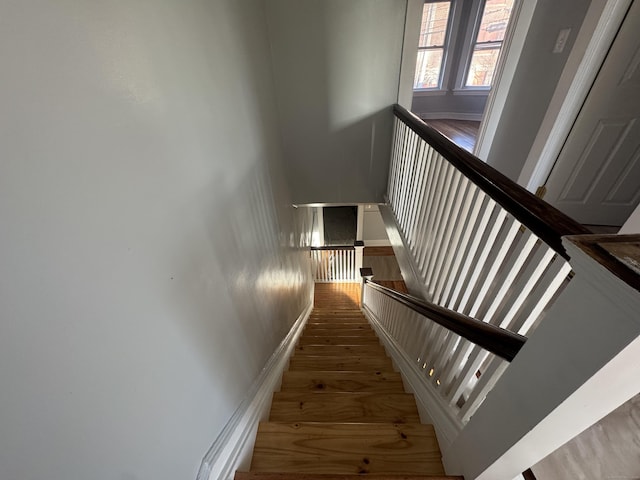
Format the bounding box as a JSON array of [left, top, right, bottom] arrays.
[[236, 284, 463, 480]]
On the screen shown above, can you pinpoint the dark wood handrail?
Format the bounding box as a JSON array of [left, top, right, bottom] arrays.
[[364, 279, 526, 362], [393, 104, 590, 260], [310, 245, 356, 251]]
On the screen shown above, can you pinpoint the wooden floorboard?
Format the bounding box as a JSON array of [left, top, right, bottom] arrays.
[[363, 246, 396, 256], [308, 315, 369, 328], [251, 422, 445, 475], [423, 119, 480, 153], [301, 328, 378, 337], [294, 344, 388, 356], [237, 473, 463, 480], [305, 322, 372, 330], [374, 280, 409, 294], [244, 283, 446, 478], [314, 283, 361, 309], [288, 355, 392, 371], [297, 335, 381, 346], [280, 371, 404, 393], [270, 392, 420, 423]]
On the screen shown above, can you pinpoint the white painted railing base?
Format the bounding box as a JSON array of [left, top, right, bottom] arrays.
[[362, 304, 463, 468], [196, 303, 313, 480], [444, 238, 640, 480]]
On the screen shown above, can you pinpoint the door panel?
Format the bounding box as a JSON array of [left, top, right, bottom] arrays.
[[545, 2, 640, 226]]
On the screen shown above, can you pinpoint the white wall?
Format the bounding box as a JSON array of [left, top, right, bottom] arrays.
[[265, 0, 406, 205], [362, 205, 391, 246], [484, 0, 591, 181], [0, 2, 312, 479]]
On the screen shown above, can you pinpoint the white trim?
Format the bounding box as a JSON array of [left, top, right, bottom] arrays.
[[399, 0, 427, 108], [378, 203, 431, 299], [417, 111, 484, 121], [453, 0, 485, 90], [362, 305, 464, 456], [196, 302, 313, 480], [356, 205, 364, 242], [451, 88, 490, 96], [311, 207, 324, 247], [517, 0, 632, 191], [475, 0, 537, 160], [412, 88, 449, 97]]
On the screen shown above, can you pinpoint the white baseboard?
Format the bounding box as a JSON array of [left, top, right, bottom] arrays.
[[417, 112, 484, 122], [362, 305, 463, 455], [196, 303, 313, 480]]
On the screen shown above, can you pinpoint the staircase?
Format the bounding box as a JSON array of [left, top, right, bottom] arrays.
[[236, 284, 462, 480]]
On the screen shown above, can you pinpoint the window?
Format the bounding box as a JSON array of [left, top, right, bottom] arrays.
[[413, 1, 452, 89], [413, 0, 515, 92], [465, 0, 515, 87]]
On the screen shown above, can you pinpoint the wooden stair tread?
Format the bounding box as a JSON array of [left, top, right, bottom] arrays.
[[237, 473, 463, 480], [309, 312, 365, 316], [302, 329, 377, 337], [251, 422, 445, 475], [270, 392, 419, 423], [298, 336, 380, 346], [240, 295, 449, 479], [306, 322, 372, 329], [309, 320, 369, 325], [295, 344, 388, 356], [289, 355, 393, 371], [280, 371, 404, 393]]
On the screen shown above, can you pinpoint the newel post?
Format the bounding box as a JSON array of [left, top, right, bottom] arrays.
[[354, 240, 365, 281], [359, 266, 373, 308]]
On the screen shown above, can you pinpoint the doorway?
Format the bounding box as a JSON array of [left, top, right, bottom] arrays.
[[542, 1, 640, 227]]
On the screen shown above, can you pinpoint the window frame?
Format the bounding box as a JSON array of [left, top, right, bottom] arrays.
[[413, 0, 458, 94], [454, 0, 510, 91], [413, 0, 515, 96]]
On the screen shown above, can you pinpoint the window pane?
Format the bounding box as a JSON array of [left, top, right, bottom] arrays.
[[414, 48, 444, 89], [419, 1, 451, 48], [466, 46, 500, 87], [476, 0, 514, 44]]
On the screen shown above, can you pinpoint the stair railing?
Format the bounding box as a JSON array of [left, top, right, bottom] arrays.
[[310, 242, 364, 282], [360, 104, 592, 449], [387, 104, 589, 339], [362, 276, 525, 424], [360, 104, 640, 480]]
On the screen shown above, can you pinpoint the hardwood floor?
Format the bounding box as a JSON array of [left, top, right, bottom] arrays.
[[241, 284, 460, 479], [423, 119, 480, 153], [314, 283, 361, 309], [363, 247, 408, 293]]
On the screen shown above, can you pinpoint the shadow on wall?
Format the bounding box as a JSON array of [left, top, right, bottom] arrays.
[[171, 0, 314, 392], [181, 162, 313, 387], [266, 0, 405, 205]]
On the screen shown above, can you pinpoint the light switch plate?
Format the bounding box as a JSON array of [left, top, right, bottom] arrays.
[[553, 28, 572, 53]]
